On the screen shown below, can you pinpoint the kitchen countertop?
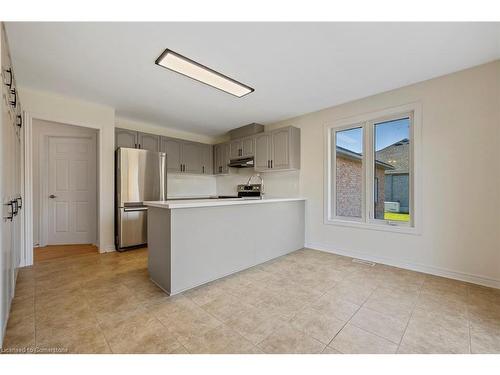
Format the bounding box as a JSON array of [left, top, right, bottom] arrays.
[[144, 197, 305, 209]]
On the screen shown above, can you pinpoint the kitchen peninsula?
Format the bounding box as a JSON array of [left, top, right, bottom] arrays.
[[144, 198, 305, 295]]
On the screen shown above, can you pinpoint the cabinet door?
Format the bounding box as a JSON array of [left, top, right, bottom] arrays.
[[214, 143, 229, 174], [241, 137, 255, 157], [115, 128, 138, 149], [254, 133, 271, 171], [229, 140, 242, 159], [138, 132, 160, 152], [160, 137, 182, 173], [221, 143, 230, 174], [181, 142, 203, 174], [201, 144, 213, 174], [271, 128, 290, 169], [214, 144, 222, 174]]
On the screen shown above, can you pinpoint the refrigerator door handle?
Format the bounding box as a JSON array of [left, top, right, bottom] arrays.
[[123, 207, 148, 212]]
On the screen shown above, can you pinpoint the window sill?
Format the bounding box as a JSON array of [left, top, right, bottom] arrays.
[[324, 218, 421, 235]]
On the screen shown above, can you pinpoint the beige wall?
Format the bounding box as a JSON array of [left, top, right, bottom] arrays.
[[267, 60, 500, 288], [19, 87, 116, 252]]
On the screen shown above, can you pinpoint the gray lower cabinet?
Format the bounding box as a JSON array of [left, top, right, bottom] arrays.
[[254, 126, 300, 172], [138, 132, 160, 152], [115, 128, 138, 149], [214, 143, 230, 174]]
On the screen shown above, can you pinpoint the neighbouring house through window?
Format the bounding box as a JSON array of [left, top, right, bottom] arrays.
[[327, 105, 418, 230]]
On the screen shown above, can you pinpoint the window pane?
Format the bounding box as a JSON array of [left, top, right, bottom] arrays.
[[374, 117, 410, 222], [335, 127, 363, 218]]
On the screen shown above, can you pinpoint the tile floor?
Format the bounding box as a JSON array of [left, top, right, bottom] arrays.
[[2, 247, 500, 354]]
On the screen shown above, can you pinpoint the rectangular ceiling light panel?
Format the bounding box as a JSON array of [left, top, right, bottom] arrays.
[[155, 49, 254, 98]]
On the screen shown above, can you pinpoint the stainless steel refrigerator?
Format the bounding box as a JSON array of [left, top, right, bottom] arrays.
[[115, 147, 167, 251]]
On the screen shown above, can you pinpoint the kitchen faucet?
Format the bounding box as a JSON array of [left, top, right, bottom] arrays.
[[246, 173, 264, 197]]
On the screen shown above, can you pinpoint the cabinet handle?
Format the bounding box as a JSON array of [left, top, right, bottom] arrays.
[[4, 68, 13, 88], [202, 166, 205, 174], [12, 199, 18, 216], [4, 201, 14, 221], [134, 143, 137, 148], [138, 144, 141, 149], [10, 89, 17, 108], [271, 160, 273, 169]]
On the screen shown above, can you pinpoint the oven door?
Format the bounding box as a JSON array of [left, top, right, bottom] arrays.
[[117, 206, 147, 250]]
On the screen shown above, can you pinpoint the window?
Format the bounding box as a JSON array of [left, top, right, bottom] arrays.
[[326, 104, 420, 232], [333, 127, 363, 219]]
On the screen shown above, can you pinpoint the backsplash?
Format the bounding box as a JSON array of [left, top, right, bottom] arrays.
[[216, 168, 300, 197], [167, 173, 217, 198], [166, 168, 300, 198]]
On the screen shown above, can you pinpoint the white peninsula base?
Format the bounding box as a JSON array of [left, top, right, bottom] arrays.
[[145, 198, 305, 295]]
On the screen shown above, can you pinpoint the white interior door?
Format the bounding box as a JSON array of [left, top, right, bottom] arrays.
[[47, 136, 97, 245]]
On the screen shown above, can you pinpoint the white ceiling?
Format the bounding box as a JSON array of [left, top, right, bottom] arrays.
[[5, 22, 500, 136]]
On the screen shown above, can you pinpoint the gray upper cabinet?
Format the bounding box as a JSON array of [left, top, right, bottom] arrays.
[[214, 143, 230, 175], [201, 144, 214, 174], [254, 133, 271, 170], [160, 137, 209, 175], [115, 128, 159, 152], [254, 126, 300, 172], [115, 128, 138, 149], [182, 142, 203, 174], [229, 139, 242, 159], [271, 128, 290, 169], [241, 137, 255, 157], [229, 137, 254, 159], [138, 132, 160, 152], [161, 137, 182, 173]]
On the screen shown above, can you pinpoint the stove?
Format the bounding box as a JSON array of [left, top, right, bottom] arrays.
[[237, 184, 263, 199]]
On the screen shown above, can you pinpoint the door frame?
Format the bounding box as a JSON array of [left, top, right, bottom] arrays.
[[22, 112, 103, 267], [41, 133, 98, 247]]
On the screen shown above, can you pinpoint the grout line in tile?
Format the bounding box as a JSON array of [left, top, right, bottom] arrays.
[[325, 280, 378, 349], [395, 275, 425, 353], [465, 284, 472, 354]]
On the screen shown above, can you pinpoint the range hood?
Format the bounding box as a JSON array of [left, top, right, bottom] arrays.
[[228, 157, 254, 168]]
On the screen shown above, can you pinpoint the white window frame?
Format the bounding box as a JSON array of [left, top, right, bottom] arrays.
[[324, 103, 422, 235]]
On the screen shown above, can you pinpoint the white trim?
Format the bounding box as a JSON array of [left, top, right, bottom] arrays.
[[21, 112, 33, 267], [306, 241, 500, 290], [23, 111, 111, 260], [324, 102, 422, 235]]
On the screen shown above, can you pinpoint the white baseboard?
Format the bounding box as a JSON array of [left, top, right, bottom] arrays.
[[98, 244, 116, 253], [306, 241, 500, 290]]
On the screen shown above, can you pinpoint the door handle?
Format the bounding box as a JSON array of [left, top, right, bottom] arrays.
[[49, 194, 57, 199], [4, 201, 14, 221]]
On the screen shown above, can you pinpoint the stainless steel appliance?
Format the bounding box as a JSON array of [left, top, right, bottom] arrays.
[[228, 157, 254, 168], [237, 183, 263, 199], [115, 147, 167, 251]]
